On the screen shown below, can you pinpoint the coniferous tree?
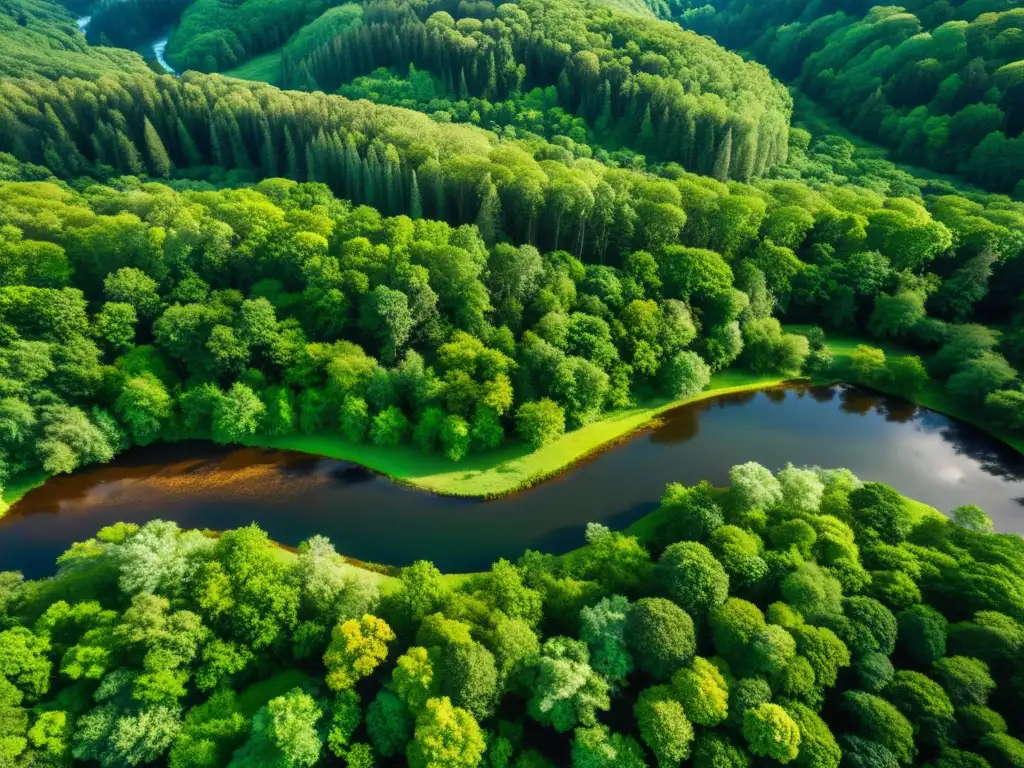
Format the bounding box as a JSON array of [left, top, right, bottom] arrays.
[[476, 176, 502, 246], [410, 170, 423, 220], [175, 118, 203, 167], [713, 128, 733, 182], [284, 125, 300, 179], [143, 117, 172, 178]]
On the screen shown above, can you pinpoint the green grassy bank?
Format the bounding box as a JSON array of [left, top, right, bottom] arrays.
[[251, 369, 788, 498], [222, 50, 283, 84], [0, 369, 785, 518], [2, 330, 1020, 516]]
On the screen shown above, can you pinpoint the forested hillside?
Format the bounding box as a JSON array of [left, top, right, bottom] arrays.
[[2, 0, 1024, 766], [280, 0, 793, 179], [673, 0, 1024, 192], [0, 0, 151, 78], [0, 0, 1023, 483]]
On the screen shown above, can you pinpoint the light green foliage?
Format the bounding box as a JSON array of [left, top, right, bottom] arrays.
[[486, 613, 540, 685], [750, 624, 797, 676], [524, 637, 610, 732], [571, 725, 647, 768], [228, 688, 322, 768], [742, 703, 801, 763], [169, 689, 247, 768], [952, 505, 994, 534], [729, 462, 782, 511], [323, 615, 395, 691], [663, 350, 712, 399], [296, 535, 379, 621], [516, 399, 565, 450], [787, 702, 840, 768], [791, 623, 850, 690], [0, 627, 51, 701], [397, 561, 449, 624], [578, 524, 651, 594], [672, 656, 729, 726], [777, 464, 825, 516], [390, 647, 438, 714], [634, 685, 694, 766], [710, 526, 768, 590], [370, 406, 410, 447], [406, 697, 486, 768], [711, 598, 766, 670]]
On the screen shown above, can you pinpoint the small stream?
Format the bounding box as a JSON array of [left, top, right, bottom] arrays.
[[2, 384, 1023, 578], [77, 15, 175, 74]]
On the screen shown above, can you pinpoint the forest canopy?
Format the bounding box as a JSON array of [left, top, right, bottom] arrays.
[[1, 463, 1023, 768]]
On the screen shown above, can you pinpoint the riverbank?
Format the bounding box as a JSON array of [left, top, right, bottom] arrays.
[[3, 327, 1022, 516], [251, 369, 789, 498], [792, 326, 1024, 456]]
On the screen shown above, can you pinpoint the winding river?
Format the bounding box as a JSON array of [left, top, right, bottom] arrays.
[[77, 15, 175, 74], [2, 384, 1023, 578]]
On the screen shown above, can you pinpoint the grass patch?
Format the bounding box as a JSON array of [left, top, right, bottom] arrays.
[[0, 470, 48, 518], [237, 669, 317, 717], [252, 369, 789, 499], [222, 50, 282, 84]]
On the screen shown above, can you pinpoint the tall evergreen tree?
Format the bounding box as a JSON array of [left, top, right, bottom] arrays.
[[410, 169, 423, 220], [143, 117, 172, 178], [476, 175, 502, 246], [713, 127, 733, 182], [175, 118, 203, 167]]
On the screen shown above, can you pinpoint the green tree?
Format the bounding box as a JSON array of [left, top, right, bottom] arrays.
[[212, 383, 265, 443], [524, 637, 610, 732], [571, 725, 647, 768], [656, 541, 729, 617], [635, 685, 694, 766], [663, 350, 712, 399], [370, 406, 410, 447], [672, 656, 729, 726], [406, 697, 485, 768], [742, 703, 801, 763], [625, 597, 696, 680], [516, 399, 565, 449], [229, 689, 322, 768], [324, 615, 395, 691], [579, 595, 633, 686]]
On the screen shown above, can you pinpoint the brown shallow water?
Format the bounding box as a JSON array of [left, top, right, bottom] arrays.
[[3, 384, 1023, 578]]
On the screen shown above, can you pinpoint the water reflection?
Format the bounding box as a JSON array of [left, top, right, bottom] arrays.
[[2, 384, 1023, 578]]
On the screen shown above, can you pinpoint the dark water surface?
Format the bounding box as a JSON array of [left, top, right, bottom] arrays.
[[3, 384, 1024, 578]]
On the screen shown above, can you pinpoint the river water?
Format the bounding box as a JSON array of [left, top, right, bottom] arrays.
[[2, 384, 1023, 578], [77, 15, 175, 74]]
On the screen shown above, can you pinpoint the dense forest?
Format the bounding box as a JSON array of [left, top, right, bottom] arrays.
[[1, 0, 1024, 765], [3, 464, 1024, 768], [665, 0, 1024, 191], [0, 0, 1022, 482]]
